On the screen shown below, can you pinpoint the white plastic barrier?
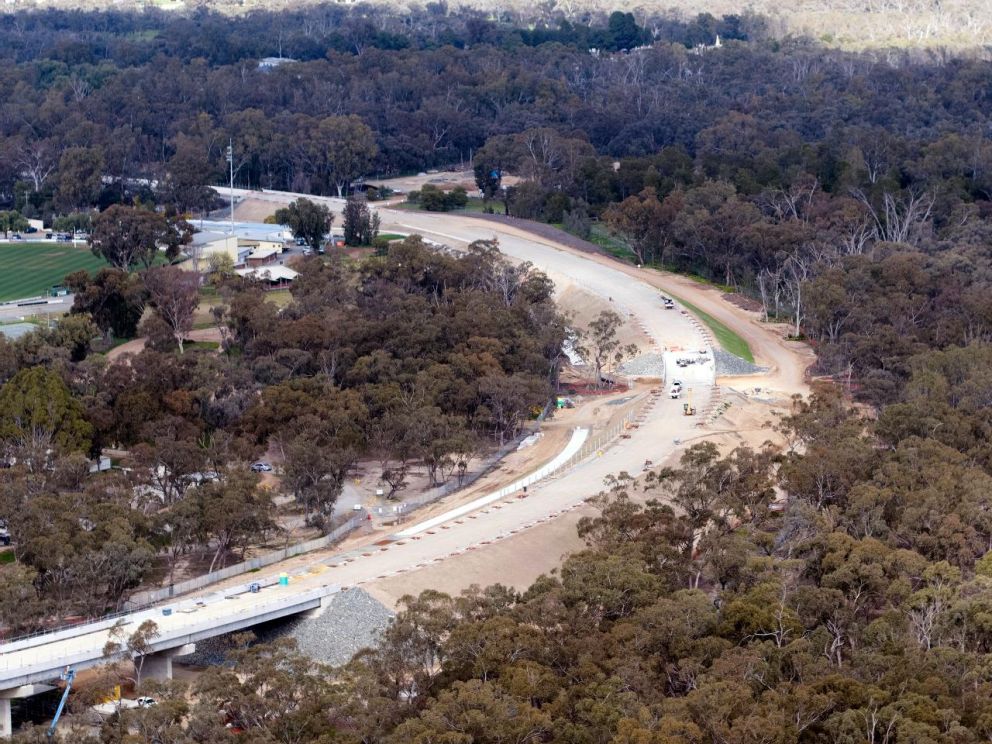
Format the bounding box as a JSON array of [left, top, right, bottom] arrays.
[[396, 427, 589, 537]]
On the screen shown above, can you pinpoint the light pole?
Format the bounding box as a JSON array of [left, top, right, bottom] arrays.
[[226, 140, 235, 234]]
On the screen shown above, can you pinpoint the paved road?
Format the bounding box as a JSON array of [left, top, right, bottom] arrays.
[[0, 296, 72, 324], [0, 191, 715, 685]]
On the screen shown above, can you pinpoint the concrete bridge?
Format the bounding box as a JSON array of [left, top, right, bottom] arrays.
[[0, 583, 337, 737]]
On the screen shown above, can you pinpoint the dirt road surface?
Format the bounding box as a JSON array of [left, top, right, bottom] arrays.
[[193, 189, 812, 608], [106, 327, 222, 361], [3, 189, 817, 690]]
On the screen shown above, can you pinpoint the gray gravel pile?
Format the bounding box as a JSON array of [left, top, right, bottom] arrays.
[[174, 588, 395, 669], [273, 587, 395, 667], [713, 348, 767, 376], [621, 353, 666, 377]]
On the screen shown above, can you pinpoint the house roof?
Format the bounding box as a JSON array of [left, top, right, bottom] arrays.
[[235, 266, 299, 282], [190, 230, 234, 247], [259, 57, 298, 69]]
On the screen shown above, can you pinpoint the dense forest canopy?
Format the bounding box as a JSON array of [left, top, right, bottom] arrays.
[[0, 238, 565, 627], [22, 385, 992, 742], [1, 5, 991, 200], [6, 3, 992, 400], [5, 5, 992, 742], [5, 0, 990, 49]]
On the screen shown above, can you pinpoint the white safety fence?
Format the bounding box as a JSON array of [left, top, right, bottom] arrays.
[[555, 390, 660, 472], [397, 385, 666, 538]]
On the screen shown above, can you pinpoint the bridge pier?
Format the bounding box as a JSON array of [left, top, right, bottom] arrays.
[[0, 685, 55, 739], [141, 644, 196, 683], [0, 698, 9, 739]]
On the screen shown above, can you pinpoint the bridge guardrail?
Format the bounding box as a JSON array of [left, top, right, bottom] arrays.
[[0, 585, 334, 683]]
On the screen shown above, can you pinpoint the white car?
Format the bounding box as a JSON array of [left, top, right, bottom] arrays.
[[136, 697, 157, 708], [250, 462, 273, 473], [669, 381, 683, 399]]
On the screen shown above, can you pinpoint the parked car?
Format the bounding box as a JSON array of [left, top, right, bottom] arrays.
[[250, 462, 273, 473], [136, 697, 157, 708]]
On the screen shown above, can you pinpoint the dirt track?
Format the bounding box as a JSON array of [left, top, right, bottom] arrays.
[[106, 327, 222, 361]]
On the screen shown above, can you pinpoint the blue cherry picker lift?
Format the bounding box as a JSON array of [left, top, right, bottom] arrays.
[[45, 667, 75, 741]]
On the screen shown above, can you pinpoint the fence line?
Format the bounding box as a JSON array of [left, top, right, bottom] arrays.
[[393, 386, 662, 536], [124, 416, 551, 610], [556, 387, 662, 474], [123, 513, 364, 609]]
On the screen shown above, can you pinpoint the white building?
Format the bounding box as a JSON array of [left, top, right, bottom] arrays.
[[235, 265, 299, 289], [186, 221, 292, 269]]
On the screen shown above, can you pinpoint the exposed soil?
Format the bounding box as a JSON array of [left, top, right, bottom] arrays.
[[555, 282, 653, 354], [443, 213, 814, 397], [106, 327, 223, 361], [365, 504, 593, 607], [722, 292, 764, 313], [231, 198, 278, 222], [140, 193, 814, 607]]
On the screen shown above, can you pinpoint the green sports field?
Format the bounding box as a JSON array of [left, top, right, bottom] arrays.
[[0, 242, 108, 302]]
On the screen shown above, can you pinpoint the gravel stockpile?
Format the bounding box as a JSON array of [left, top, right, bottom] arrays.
[[621, 353, 666, 377], [274, 587, 395, 667], [713, 348, 767, 376], [175, 588, 395, 669]]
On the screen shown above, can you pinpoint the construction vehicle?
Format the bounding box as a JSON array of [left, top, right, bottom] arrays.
[[46, 667, 74, 741], [682, 388, 696, 416]]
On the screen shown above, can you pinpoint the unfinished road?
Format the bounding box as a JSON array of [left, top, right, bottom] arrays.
[[1, 190, 723, 714]]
